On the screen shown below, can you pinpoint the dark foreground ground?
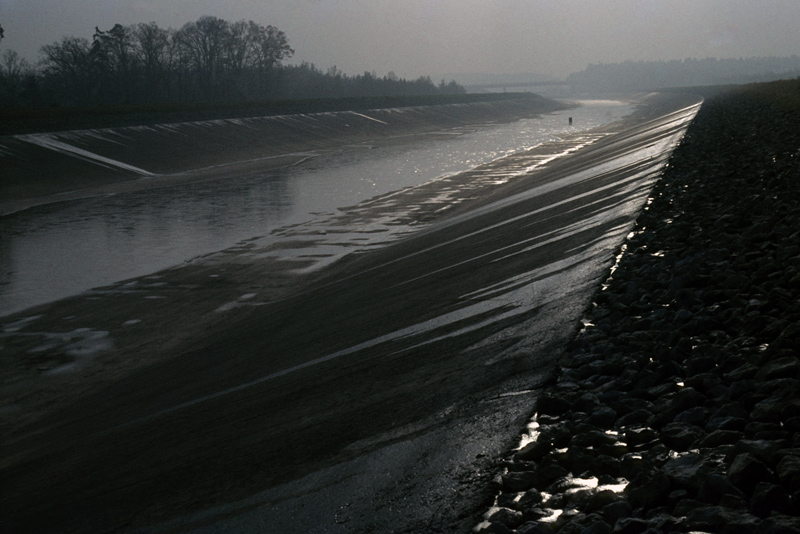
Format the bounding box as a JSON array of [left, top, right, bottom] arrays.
[[476, 86, 800, 532]]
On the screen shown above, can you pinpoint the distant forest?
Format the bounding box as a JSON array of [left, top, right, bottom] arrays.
[[0, 17, 465, 108], [567, 56, 800, 92]]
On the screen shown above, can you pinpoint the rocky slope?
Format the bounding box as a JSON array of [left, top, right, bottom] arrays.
[[476, 88, 800, 533]]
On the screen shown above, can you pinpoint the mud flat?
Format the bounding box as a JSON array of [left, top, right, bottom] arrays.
[[476, 89, 800, 533], [0, 93, 701, 533]]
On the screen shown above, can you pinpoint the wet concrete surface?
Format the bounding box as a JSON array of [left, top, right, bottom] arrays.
[[0, 93, 701, 533]]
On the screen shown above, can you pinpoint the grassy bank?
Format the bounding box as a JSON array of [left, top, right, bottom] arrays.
[[0, 92, 552, 136]]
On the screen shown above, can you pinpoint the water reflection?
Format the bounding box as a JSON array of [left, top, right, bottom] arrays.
[[0, 101, 633, 316], [0, 169, 295, 315]]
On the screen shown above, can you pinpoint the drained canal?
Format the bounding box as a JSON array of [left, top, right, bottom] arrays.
[[1, 100, 632, 316]]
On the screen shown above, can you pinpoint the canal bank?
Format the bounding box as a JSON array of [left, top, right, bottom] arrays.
[[0, 94, 566, 216]]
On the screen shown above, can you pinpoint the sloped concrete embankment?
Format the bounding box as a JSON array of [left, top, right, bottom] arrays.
[[476, 92, 800, 533], [0, 95, 564, 211]]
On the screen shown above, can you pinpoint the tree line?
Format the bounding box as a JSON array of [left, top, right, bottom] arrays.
[[566, 56, 800, 93], [0, 17, 464, 108]]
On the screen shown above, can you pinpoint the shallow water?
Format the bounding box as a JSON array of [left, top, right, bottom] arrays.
[[0, 100, 632, 316]]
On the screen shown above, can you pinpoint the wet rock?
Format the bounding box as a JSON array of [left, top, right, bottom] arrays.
[[698, 430, 744, 448], [487, 507, 524, 529], [474, 520, 514, 534], [502, 471, 536, 492], [673, 406, 707, 426], [663, 453, 707, 488], [755, 515, 800, 534], [517, 522, 556, 534], [514, 489, 544, 510], [667, 387, 706, 414], [779, 398, 800, 421], [516, 440, 553, 462], [755, 356, 800, 381], [537, 393, 572, 417], [775, 455, 800, 493], [496, 492, 520, 510], [731, 439, 784, 465], [507, 460, 538, 473], [619, 453, 650, 480], [521, 507, 553, 523], [785, 416, 800, 433], [730, 379, 757, 401], [573, 393, 602, 413], [750, 482, 793, 518], [610, 517, 650, 534], [601, 501, 632, 523], [686, 355, 716, 375], [660, 422, 704, 451], [588, 406, 618, 427], [538, 423, 573, 448], [644, 513, 684, 532], [532, 464, 569, 488], [585, 489, 620, 513], [705, 416, 747, 433], [697, 473, 746, 505], [718, 491, 749, 510], [598, 443, 628, 459], [580, 520, 612, 534], [585, 454, 621, 477], [710, 402, 750, 420], [728, 453, 774, 495], [724, 363, 759, 381], [684, 506, 761, 534], [672, 498, 704, 516], [624, 427, 658, 448], [625, 474, 670, 509], [572, 431, 618, 448], [616, 409, 653, 428]]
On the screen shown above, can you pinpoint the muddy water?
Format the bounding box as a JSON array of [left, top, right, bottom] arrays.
[[0, 100, 631, 316]]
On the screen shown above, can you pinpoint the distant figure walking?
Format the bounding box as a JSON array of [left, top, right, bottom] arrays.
[[569, 117, 573, 125]]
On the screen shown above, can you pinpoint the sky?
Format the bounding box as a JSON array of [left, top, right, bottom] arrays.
[[1, 0, 799, 80]]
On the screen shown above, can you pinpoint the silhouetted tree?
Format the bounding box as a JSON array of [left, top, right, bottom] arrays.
[[19, 16, 462, 107], [174, 16, 230, 99], [132, 22, 172, 101], [39, 36, 95, 105], [0, 50, 32, 105], [92, 23, 136, 103]]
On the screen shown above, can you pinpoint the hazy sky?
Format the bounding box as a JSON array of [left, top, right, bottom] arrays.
[[1, 0, 799, 79]]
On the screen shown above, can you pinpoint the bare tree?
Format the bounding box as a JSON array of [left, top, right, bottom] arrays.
[[174, 15, 230, 99], [39, 36, 95, 104], [92, 23, 136, 102], [0, 49, 32, 104], [172, 16, 294, 100], [250, 23, 293, 71], [25, 15, 457, 107], [132, 22, 172, 101]]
